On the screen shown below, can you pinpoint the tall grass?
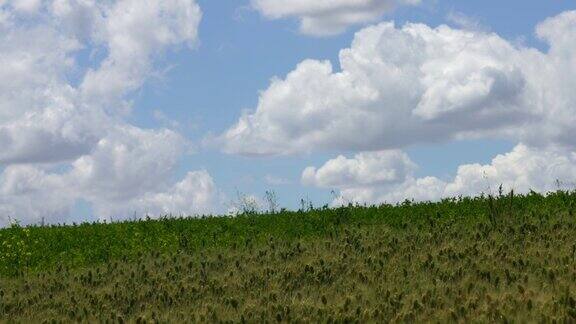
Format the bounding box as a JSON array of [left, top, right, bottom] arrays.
[[1, 190, 576, 321], [0, 190, 573, 277]]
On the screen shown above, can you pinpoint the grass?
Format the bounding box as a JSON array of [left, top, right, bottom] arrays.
[[1, 190, 576, 322]]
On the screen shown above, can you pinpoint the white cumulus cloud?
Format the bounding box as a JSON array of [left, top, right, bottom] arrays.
[[304, 144, 576, 205], [80, 0, 202, 110], [67, 125, 216, 220], [124, 170, 216, 218], [220, 11, 576, 155], [0, 126, 218, 226], [252, 0, 421, 36], [0, 166, 74, 225], [302, 150, 415, 188], [0, 0, 216, 226]]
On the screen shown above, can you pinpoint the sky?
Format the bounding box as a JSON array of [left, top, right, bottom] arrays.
[[0, 0, 575, 226]]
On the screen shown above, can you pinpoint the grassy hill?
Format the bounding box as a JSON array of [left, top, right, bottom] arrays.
[[1, 191, 576, 322]]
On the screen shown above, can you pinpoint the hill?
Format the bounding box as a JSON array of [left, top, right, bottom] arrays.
[[1, 191, 576, 322]]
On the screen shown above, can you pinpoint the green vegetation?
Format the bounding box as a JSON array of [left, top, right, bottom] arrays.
[[2, 190, 576, 322]]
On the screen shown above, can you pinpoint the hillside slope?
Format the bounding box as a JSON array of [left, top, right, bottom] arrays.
[[1, 191, 576, 322]]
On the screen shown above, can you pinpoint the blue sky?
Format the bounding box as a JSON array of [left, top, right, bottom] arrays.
[[127, 0, 573, 212], [1, 0, 575, 225]]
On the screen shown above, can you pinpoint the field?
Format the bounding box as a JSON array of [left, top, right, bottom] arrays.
[[1, 191, 576, 322]]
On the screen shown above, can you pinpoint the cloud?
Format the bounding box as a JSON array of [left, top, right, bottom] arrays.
[[80, 0, 202, 110], [73, 129, 216, 219], [220, 11, 576, 155], [0, 126, 217, 226], [228, 10, 576, 207], [0, 11, 102, 164], [303, 144, 576, 205], [10, 0, 42, 14], [0, 0, 215, 226], [302, 150, 415, 188], [0, 165, 74, 225], [251, 0, 421, 36], [0, 0, 202, 164], [69, 126, 186, 203], [124, 170, 216, 217]]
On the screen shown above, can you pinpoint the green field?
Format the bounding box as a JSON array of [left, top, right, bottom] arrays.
[[1, 191, 576, 322]]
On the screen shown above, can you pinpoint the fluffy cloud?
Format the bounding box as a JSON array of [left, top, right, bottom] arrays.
[[0, 166, 74, 225], [1, 0, 201, 164], [228, 10, 576, 206], [68, 125, 215, 219], [80, 0, 201, 109], [221, 11, 576, 155], [8, 0, 42, 14], [70, 126, 187, 202], [74, 127, 216, 219], [302, 150, 415, 188], [124, 170, 216, 217], [252, 0, 420, 36], [0, 126, 217, 226], [0, 9, 102, 164], [304, 144, 576, 205], [0, 0, 216, 226]]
